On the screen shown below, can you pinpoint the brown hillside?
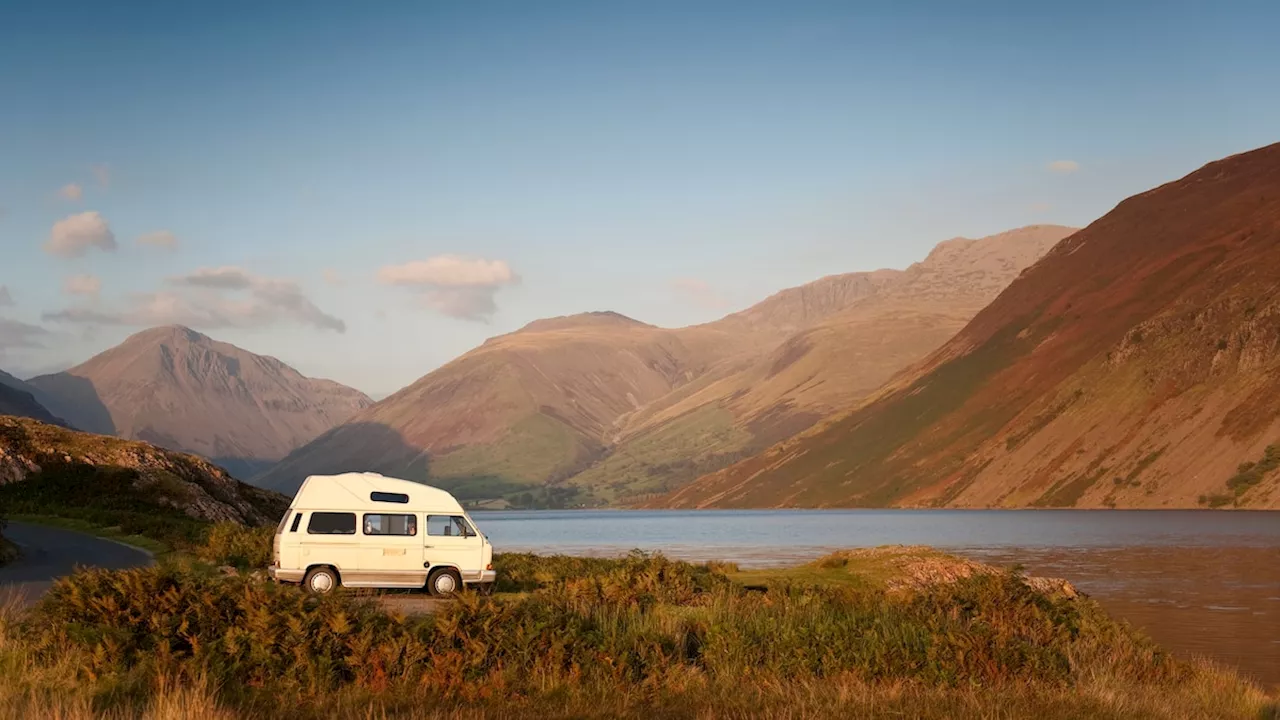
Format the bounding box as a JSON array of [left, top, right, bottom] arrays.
[[566, 225, 1073, 502], [660, 142, 1280, 510], [259, 314, 757, 496], [27, 326, 372, 479], [258, 276, 914, 498], [261, 227, 1068, 504]]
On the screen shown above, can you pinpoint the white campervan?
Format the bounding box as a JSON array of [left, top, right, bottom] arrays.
[[268, 472, 496, 596]]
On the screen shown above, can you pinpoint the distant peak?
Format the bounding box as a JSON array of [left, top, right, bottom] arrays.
[[516, 311, 651, 334], [126, 325, 210, 345]]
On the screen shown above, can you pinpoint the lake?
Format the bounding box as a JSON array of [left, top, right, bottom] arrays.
[[475, 509, 1280, 689]]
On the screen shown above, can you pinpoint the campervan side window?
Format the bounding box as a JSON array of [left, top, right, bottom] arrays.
[[370, 492, 410, 504], [427, 515, 474, 537], [363, 513, 417, 536], [289, 513, 303, 532], [307, 512, 356, 535]]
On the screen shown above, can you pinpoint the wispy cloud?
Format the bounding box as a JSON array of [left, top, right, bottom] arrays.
[[378, 255, 519, 322], [1047, 160, 1080, 174], [63, 274, 102, 297], [91, 164, 110, 188], [44, 211, 117, 258], [670, 277, 730, 311], [0, 317, 50, 353], [43, 266, 346, 333], [58, 183, 83, 202], [137, 230, 179, 250]]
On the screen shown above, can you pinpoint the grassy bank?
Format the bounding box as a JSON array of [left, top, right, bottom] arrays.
[[2, 541, 1275, 719]]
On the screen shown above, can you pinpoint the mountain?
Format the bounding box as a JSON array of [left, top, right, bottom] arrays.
[[659, 142, 1280, 510], [0, 415, 288, 527], [261, 226, 1070, 503], [260, 313, 757, 497], [26, 326, 373, 479], [564, 225, 1074, 503], [0, 369, 64, 425]]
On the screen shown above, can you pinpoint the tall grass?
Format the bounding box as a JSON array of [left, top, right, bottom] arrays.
[[3, 552, 1275, 718]]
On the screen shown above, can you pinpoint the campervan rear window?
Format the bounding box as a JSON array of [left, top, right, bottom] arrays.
[[307, 512, 356, 535], [370, 492, 410, 504]]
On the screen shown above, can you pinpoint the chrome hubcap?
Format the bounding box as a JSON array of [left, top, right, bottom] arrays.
[[311, 573, 333, 593], [436, 574, 456, 594]]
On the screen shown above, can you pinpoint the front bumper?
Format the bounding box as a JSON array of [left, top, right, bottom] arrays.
[[267, 565, 305, 583]]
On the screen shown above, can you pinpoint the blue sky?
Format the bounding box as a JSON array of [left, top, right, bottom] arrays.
[[2, 0, 1278, 396]]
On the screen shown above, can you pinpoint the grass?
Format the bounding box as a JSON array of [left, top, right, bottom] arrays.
[[564, 405, 755, 504], [1, 548, 1274, 718]]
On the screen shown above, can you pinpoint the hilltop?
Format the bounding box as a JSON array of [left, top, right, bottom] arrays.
[[27, 326, 372, 479], [660, 142, 1280, 510]]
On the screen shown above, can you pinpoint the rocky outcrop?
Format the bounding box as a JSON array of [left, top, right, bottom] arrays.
[[0, 416, 288, 526]]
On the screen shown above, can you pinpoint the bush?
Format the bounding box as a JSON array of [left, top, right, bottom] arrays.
[[8, 552, 1272, 718], [197, 523, 274, 569], [1225, 444, 1279, 496]]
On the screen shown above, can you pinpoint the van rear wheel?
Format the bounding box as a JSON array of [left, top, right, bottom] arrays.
[[304, 566, 338, 595], [427, 568, 461, 597]]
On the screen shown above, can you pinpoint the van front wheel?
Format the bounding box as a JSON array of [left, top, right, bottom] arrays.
[[304, 566, 338, 595], [427, 568, 461, 597]]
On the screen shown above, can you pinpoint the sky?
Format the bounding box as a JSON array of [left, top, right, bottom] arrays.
[[2, 0, 1278, 397]]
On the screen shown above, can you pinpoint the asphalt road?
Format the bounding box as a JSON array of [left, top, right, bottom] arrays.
[[0, 521, 154, 608]]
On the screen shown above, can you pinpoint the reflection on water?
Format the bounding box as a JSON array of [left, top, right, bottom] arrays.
[[477, 509, 1280, 689]]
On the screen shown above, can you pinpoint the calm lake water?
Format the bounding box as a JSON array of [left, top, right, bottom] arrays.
[[475, 509, 1280, 689]]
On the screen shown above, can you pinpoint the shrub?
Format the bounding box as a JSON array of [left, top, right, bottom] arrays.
[[197, 523, 274, 569], [1225, 444, 1279, 496], [8, 552, 1271, 718]]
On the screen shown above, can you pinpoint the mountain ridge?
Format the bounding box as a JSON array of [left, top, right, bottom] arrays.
[[27, 326, 373, 479], [656, 142, 1280, 510], [260, 225, 1073, 503]]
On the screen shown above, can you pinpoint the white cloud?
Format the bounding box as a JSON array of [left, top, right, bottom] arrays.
[[378, 255, 519, 322], [91, 164, 110, 188], [58, 183, 83, 202], [137, 230, 179, 250], [670, 277, 729, 311], [0, 285, 12, 307], [323, 269, 344, 286], [43, 267, 345, 333], [44, 211, 117, 258], [1047, 160, 1080, 174], [63, 274, 102, 297]]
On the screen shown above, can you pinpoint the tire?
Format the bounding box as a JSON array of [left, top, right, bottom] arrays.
[[303, 566, 339, 595], [427, 567, 461, 597]]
